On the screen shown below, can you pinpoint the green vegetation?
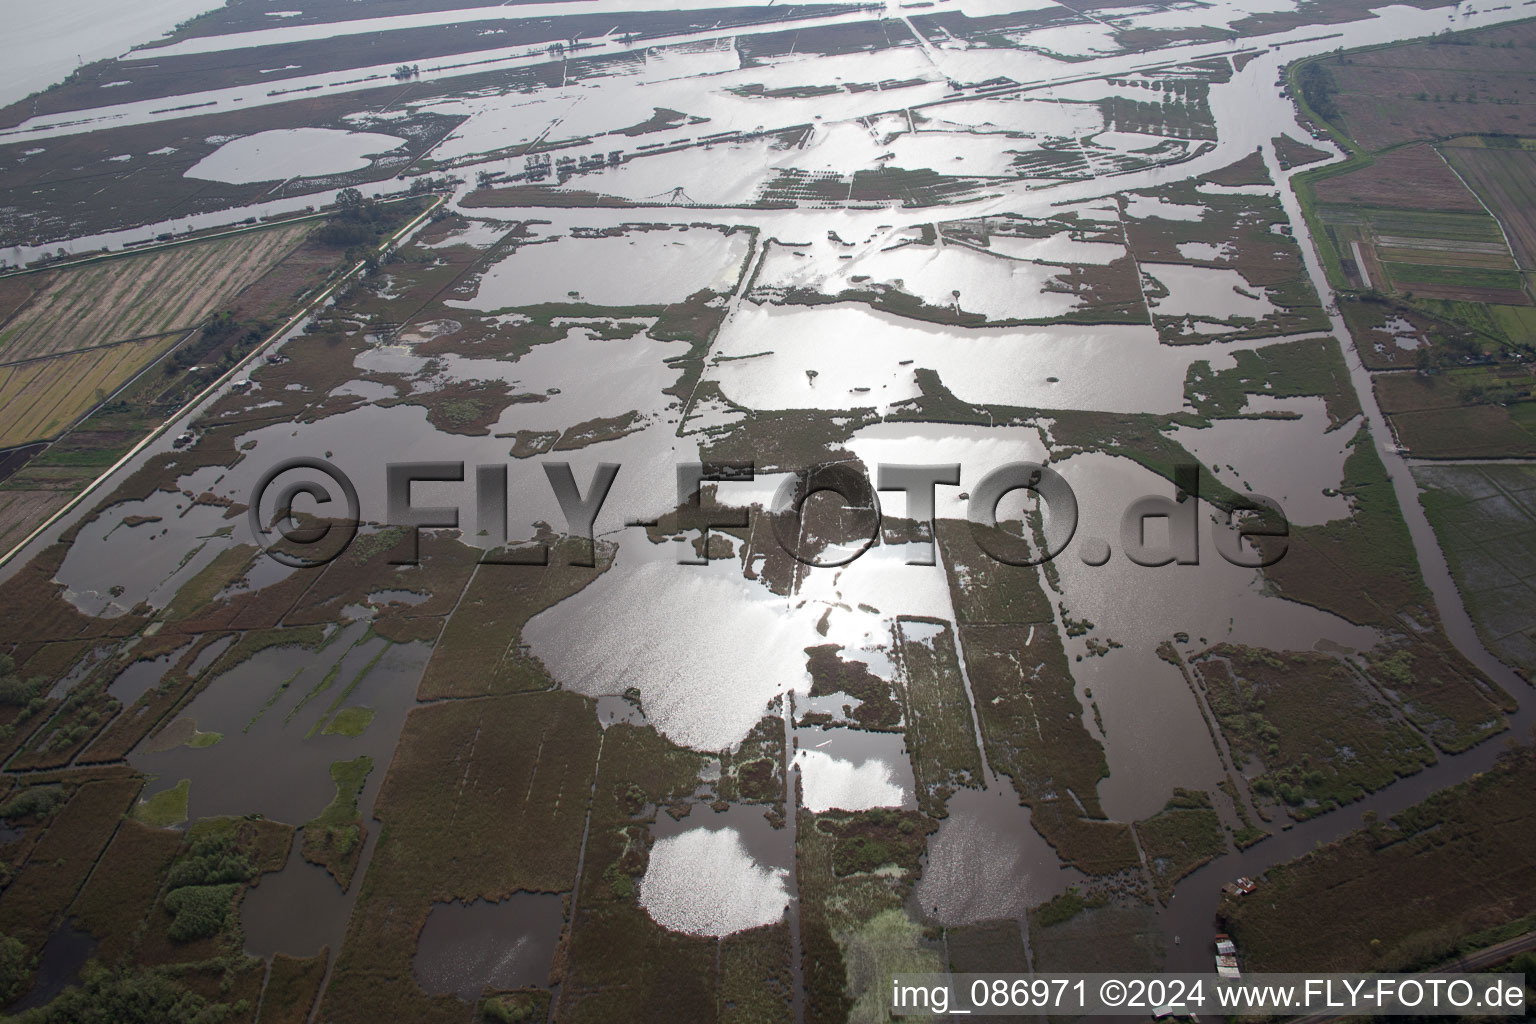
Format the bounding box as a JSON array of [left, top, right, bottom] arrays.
[[0, 654, 46, 706], [481, 990, 552, 1023], [1122, 178, 1329, 344], [0, 783, 64, 821], [1133, 789, 1228, 898], [1033, 886, 1088, 928], [1184, 336, 1360, 429], [715, 715, 785, 816], [892, 617, 983, 816], [323, 693, 601, 1024], [1029, 902, 1162, 974], [256, 952, 328, 1024], [1194, 647, 1435, 820], [7, 962, 245, 1024], [162, 883, 239, 942], [301, 756, 374, 890], [70, 820, 183, 962], [1415, 463, 1536, 679], [1225, 746, 1536, 971], [418, 539, 615, 698], [1260, 425, 1514, 750], [322, 707, 376, 737], [1284, 24, 1536, 456], [554, 723, 714, 1024], [0, 932, 28, 1005], [817, 809, 935, 876], [804, 644, 900, 730], [132, 779, 191, 828]]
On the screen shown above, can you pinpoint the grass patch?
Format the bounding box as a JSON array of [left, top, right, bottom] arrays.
[[257, 952, 328, 1024], [132, 779, 190, 828], [1133, 789, 1228, 899], [1184, 336, 1360, 429], [322, 707, 376, 737], [1414, 463, 1536, 679], [301, 756, 374, 890], [1194, 646, 1436, 820], [322, 693, 601, 1024]]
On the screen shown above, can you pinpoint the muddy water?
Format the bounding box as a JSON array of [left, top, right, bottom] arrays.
[[242, 835, 351, 959], [132, 631, 428, 824], [412, 893, 566, 999], [3, 918, 96, 1013], [107, 642, 190, 704], [186, 128, 406, 185], [912, 787, 1082, 927]]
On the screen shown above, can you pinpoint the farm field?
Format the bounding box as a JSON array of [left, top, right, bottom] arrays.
[[0, 334, 184, 448], [1443, 141, 1536, 269], [1416, 463, 1536, 679], [1292, 17, 1536, 458], [0, 221, 312, 363]]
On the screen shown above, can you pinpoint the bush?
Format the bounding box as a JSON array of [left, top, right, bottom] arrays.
[[163, 884, 238, 943], [0, 785, 65, 821], [164, 834, 255, 890], [0, 932, 30, 1004], [8, 962, 236, 1023], [0, 656, 44, 707]]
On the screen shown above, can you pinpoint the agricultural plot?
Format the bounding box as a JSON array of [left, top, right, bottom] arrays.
[[1415, 463, 1536, 679], [0, 221, 311, 362], [0, 335, 182, 448], [1304, 21, 1536, 152], [0, 220, 314, 449], [1443, 141, 1536, 269]]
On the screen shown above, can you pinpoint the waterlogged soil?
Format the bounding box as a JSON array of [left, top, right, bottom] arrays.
[[4, 2, 1536, 1015], [412, 894, 566, 999]]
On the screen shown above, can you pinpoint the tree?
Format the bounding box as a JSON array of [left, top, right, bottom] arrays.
[[0, 656, 42, 706], [0, 933, 29, 1004], [9, 963, 237, 1024], [335, 187, 363, 211]]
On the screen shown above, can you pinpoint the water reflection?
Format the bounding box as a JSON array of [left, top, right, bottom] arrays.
[[413, 895, 565, 1000], [912, 787, 1080, 927]]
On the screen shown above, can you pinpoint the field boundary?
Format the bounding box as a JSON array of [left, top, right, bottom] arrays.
[[0, 193, 447, 571]]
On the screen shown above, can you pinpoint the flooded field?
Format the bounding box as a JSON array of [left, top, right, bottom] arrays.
[[0, 0, 1533, 1020]]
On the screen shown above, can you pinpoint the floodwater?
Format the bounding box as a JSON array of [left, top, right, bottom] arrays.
[[704, 303, 1225, 416], [793, 727, 916, 813], [107, 642, 190, 705], [1165, 396, 1353, 526], [912, 787, 1081, 927], [0, 0, 225, 108], [4, 0, 1536, 991], [413, 894, 565, 1000], [242, 834, 350, 959], [638, 824, 788, 936], [450, 226, 748, 309], [186, 128, 406, 184], [131, 632, 429, 826], [1142, 263, 1278, 320], [4, 919, 96, 1013]]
